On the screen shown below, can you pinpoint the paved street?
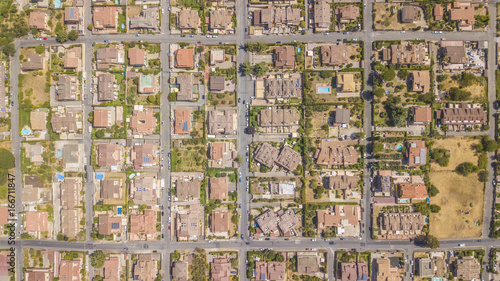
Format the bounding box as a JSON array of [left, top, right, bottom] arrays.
[[6, 0, 500, 280]]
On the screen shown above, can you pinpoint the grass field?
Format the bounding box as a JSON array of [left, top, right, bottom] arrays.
[[438, 74, 487, 102], [20, 73, 49, 106], [429, 137, 484, 238]]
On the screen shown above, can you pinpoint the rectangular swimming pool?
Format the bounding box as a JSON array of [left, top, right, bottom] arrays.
[[318, 87, 331, 93]]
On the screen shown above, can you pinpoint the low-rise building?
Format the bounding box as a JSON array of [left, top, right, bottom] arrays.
[[133, 254, 161, 281], [333, 109, 350, 126], [209, 177, 229, 200], [51, 111, 78, 134], [275, 145, 301, 172], [335, 5, 359, 23], [378, 212, 426, 237], [397, 183, 427, 203], [211, 258, 232, 281], [209, 76, 226, 92], [382, 42, 426, 65], [373, 258, 400, 281], [340, 262, 368, 281], [337, 73, 356, 93], [406, 140, 427, 166], [97, 73, 116, 101], [97, 143, 122, 168], [325, 175, 357, 191], [450, 2, 475, 31], [64, 46, 81, 70], [253, 143, 279, 167], [315, 146, 360, 167], [96, 47, 125, 70], [175, 49, 194, 68], [130, 174, 160, 205], [255, 261, 285, 281], [255, 208, 300, 235], [25, 211, 49, 232], [260, 76, 302, 101], [207, 109, 237, 135], [98, 214, 122, 235], [172, 261, 189, 281], [400, 6, 418, 23], [29, 11, 48, 30], [176, 178, 200, 201], [102, 257, 121, 281], [454, 256, 481, 280], [210, 211, 229, 234], [176, 75, 194, 101], [178, 9, 200, 30], [56, 75, 79, 101], [274, 46, 295, 68], [321, 44, 349, 66], [61, 209, 82, 238], [22, 53, 44, 71], [409, 71, 430, 93], [258, 108, 300, 133], [297, 252, 320, 274], [129, 7, 159, 31], [93, 6, 119, 32], [176, 209, 202, 241], [173, 109, 191, 135], [436, 106, 487, 131], [101, 179, 122, 200], [313, 0, 330, 32], [434, 4, 443, 21], [374, 170, 392, 197], [316, 205, 360, 231], [411, 106, 432, 125], [130, 108, 157, 136], [210, 9, 232, 30], [130, 209, 156, 240], [253, 7, 300, 28], [59, 259, 82, 281], [128, 48, 146, 67]]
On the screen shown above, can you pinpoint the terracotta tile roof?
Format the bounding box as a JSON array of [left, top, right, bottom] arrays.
[[25, 211, 49, 232], [209, 177, 229, 200], [173, 109, 191, 134], [210, 211, 229, 233]]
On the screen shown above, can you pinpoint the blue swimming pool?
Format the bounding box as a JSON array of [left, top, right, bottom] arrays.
[[54, 0, 61, 8], [318, 87, 331, 93], [397, 144, 403, 151], [117, 206, 122, 215], [21, 129, 31, 135], [96, 173, 104, 180]]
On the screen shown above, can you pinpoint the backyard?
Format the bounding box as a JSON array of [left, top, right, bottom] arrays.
[[171, 139, 206, 172], [429, 137, 484, 238], [373, 3, 427, 31]]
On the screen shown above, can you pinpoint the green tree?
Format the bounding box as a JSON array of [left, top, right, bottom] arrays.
[[448, 87, 471, 101], [90, 251, 106, 268], [483, 139, 498, 152], [254, 62, 268, 76], [427, 185, 440, 197], [373, 87, 385, 98], [300, 21, 306, 28], [2, 43, 16, 56], [381, 69, 396, 81], [319, 70, 332, 79], [0, 148, 15, 170], [372, 142, 384, 154], [430, 204, 441, 213], [275, 253, 285, 262], [68, 30, 78, 41], [235, 155, 242, 163], [171, 250, 181, 261], [478, 170, 489, 182], [35, 45, 45, 54], [455, 162, 479, 176], [241, 62, 253, 76], [424, 234, 440, 249], [398, 69, 409, 80], [231, 214, 239, 224], [95, 129, 105, 139], [56, 30, 68, 43]]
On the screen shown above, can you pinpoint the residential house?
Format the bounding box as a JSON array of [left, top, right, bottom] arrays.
[[29, 11, 48, 30], [130, 174, 160, 205], [133, 254, 160, 281], [335, 5, 359, 23], [315, 146, 360, 167], [340, 262, 368, 281], [178, 9, 200, 30], [378, 212, 426, 238], [262, 76, 302, 101], [172, 261, 189, 281], [374, 170, 392, 197], [450, 2, 475, 31], [173, 109, 191, 135], [209, 177, 229, 200], [210, 211, 229, 234], [56, 75, 78, 101], [434, 4, 443, 21], [333, 109, 350, 126], [253, 7, 300, 28], [176, 74, 194, 101], [316, 205, 360, 232], [209, 76, 225, 92], [210, 49, 225, 64], [258, 108, 300, 133], [406, 140, 427, 166], [454, 256, 481, 280], [337, 73, 356, 92], [22, 53, 44, 71], [411, 106, 432, 125], [437, 106, 487, 130], [325, 175, 357, 191], [207, 109, 237, 135], [51, 111, 78, 134], [25, 211, 49, 232], [131, 144, 158, 169], [382, 42, 426, 65], [275, 145, 301, 172], [210, 9, 232, 30], [211, 258, 232, 281], [175, 49, 194, 68], [93, 6, 119, 32], [254, 261, 285, 281], [103, 257, 120, 281], [409, 71, 430, 93], [97, 143, 122, 168], [130, 209, 156, 240], [96, 47, 125, 70], [176, 178, 200, 201], [129, 8, 159, 31], [98, 214, 122, 235], [64, 47, 81, 70], [400, 6, 419, 23], [176, 209, 202, 241], [314, 0, 330, 32], [100, 179, 122, 200], [59, 259, 82, 281], [128, 48, 146, 67], [253, 142, 280, 167], [274, 46, 295, 68], [30, 110, 47, 130], [64, 7, 80, 24], [321, 44, 349, 66], [130, 108, 157, 136], [97, 73, 116, 101], [397, 183, 428, 203], [374, 258, 400, 281]]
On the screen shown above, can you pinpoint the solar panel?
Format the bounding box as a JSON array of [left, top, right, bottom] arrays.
[[143, 157, 149, 162], [420, 149, 426, 163], [111, 223, 119, 229], [70, 8, 74, 18], [183, 121, 188, 131]]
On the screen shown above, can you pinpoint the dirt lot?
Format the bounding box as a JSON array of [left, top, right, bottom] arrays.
[[373, 3, 427, 31], [20, 73, 49, 106], [429, 137, 484, 238], [127, 6, 141, 17]]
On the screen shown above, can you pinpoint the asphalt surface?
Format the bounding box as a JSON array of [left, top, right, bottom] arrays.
[[7, 0, 500, 280]]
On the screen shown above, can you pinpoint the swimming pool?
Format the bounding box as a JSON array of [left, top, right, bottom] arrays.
[[397, 144, 403, 151], [117, 206, 122, 215], [96, 173, 104, 180], [21, 129, 31, 135], [54, 0, 61, 8], [318, 87, 331, 93]]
